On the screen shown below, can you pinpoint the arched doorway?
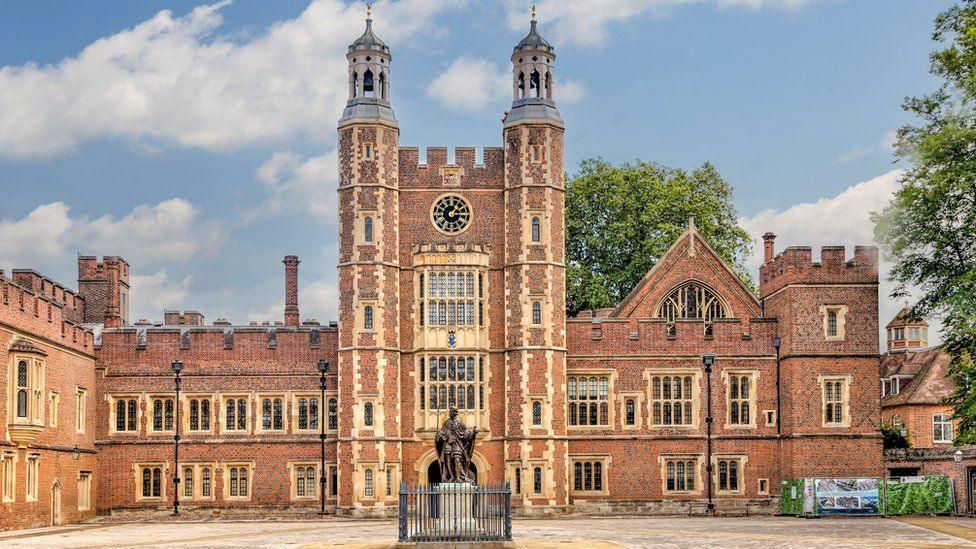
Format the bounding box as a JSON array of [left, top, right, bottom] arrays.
[[51, 481, 62, 526], [427, 460, 478, 485]]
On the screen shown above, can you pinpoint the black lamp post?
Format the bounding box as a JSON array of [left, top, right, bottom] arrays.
[[702, 353, 716, 515], [317, 359, 330, 515], [171, 359, 184, 516]]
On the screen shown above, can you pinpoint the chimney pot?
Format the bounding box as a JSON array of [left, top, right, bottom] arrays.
[[762, 232, 777, 263]]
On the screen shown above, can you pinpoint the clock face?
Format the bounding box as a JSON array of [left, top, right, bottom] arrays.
[[432, 195, 471, 234]]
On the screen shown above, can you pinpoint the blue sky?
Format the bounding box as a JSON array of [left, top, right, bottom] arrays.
[[0, 0, 951, 339]]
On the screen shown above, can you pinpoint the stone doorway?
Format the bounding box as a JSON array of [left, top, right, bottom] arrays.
[[51, 481, 62, 526]]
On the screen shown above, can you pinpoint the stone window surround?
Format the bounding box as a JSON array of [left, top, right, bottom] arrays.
[[9, 353, 45, 427], [77, 470, 92, 511], [619, 392, 643, 430], [219, 394, 250, 434], [567, 369, 616, 429], [26, 453, 39, 502], [712, 454, 747, 496], [182, 393, 216, 434], [108, 394, 141, 435], [256, 394, 287, 433], [819, 374, 852, 428], [288, 461, 319, 501], [292, 393, 322, 433], [179, 462, 216, 502], [134, 462, 167, 502], [721, 370, 759, 430], [820, 304, 849, 341], [223, 462, 255, 501], [658, 454, 703, 496], [570, 454, 611, 496], [646, 369, 702, 429], [48, 391, 59, 427], [76, 388, 87, 435], [526, 394, 549, 431]]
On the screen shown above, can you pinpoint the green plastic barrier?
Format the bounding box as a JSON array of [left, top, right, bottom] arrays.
[[780, 478, 804, 515], [883, 476, 954, 515]]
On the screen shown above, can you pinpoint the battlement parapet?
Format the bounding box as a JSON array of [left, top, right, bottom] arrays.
[[0, 269, 94, 354], [77, 255, 130, 285], [98, 322, 338, 357], [567, 315, 779, 356], [759, 245, 878, 297], [398, 146, 505, 188], [11, 269, 85, 322]]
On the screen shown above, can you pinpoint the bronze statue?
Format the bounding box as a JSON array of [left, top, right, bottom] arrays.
[[435, 407, 478, 483]]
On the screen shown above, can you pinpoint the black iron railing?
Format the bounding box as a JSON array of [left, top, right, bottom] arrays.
[[398, 482, 511, 542]]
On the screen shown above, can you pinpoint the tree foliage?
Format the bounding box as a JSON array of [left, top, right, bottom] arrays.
[[565, 158, 752, 316], [872, 1, 976, 443]]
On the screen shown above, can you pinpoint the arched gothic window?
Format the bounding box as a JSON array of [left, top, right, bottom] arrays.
[[544, 71, 552, 100], [656, 282, 728, 332], [363, 69, 375, 96], [379, 71, 387, 100], [530, 69, 540, 98], [518, 72, 526, 99], [364, 216, 373, 243], [353, 72, 359, 98]]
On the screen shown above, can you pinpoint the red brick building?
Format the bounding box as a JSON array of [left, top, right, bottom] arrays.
[[881, 311, 976, 513], [1, 16, 885, 528]]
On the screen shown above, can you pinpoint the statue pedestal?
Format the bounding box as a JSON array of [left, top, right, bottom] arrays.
[[436, 482, 475, 537]]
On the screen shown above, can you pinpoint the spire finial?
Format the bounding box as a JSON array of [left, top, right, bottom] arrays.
[[366, 2, 372, 19], [531, 4, 537, 22]]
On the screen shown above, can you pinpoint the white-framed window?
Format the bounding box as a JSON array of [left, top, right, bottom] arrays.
[[48, 391, 59, 427], [715, 456, 744, 494], [76, 388, 87, 434], [112, 396, 139, 433], [571, 459, 607, 494], [260, 396, 285, 431], [822, 376, 850, 427], [10, 354, 45, 425], [651, 374, 695, 426], [225, 464, 252, 500], [176, 464, 214, 502], [421, 271, 480, 327], [26, 454, 39, 502], [568, 375, 610, 426], [292, 463, 318, 500], [78, 471, 92, 511], [726, 372, 756, 428], [933, 413, 954, 444], [663, 457, 697, 494], [150, 397, 175, 433], [295, 395, 320, 431], [186, 396, 212, 432], [222, 396, 248, 433], [419, 355, 485, 413], [364, 468, 374, 497], [137, 463, 165, 500], [821, 305, 848, 341], [1, 452, 14, 502]]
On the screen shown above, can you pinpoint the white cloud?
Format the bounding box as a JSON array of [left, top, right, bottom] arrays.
[[255, 149, 339, 219], [0, 0, 460, 158], [427, 57, 586, 111], [738, 169, 941, 344], [832, 144, 873, 165], [427, 57, 511, 111], [505, 0, 823, 47], [129, 270, 193, 321], [0, 199, 224, 273]]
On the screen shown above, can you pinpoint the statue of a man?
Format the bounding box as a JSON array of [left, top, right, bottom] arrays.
[[435, 407, 478, 483]]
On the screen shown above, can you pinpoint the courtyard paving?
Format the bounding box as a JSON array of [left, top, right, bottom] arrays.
[[0, 515, 975, 548]]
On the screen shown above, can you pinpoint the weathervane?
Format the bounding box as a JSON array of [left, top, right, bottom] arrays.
[[531, 4, 537, 21], [367, 2, 372, 19]]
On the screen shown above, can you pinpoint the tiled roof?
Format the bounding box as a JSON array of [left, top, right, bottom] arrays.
[[882, 347, 953, 407]]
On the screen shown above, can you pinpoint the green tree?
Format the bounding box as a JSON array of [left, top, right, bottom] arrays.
[[872, 2, 976, 443], [565, 158, 752, 316]]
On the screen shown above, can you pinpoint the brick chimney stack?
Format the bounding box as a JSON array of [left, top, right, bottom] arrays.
[[283, 255, 300, 327], [104, 258, 122, 328], [762, 232, 776, 263]]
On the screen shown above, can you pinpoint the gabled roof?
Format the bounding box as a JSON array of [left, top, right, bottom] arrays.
[[886, 307, 929, 329], [611, 218, 761, 319], [882, 347, 954, 407]]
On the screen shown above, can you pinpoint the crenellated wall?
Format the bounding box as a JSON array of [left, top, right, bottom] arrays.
[[398, 147, 505, 188]]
